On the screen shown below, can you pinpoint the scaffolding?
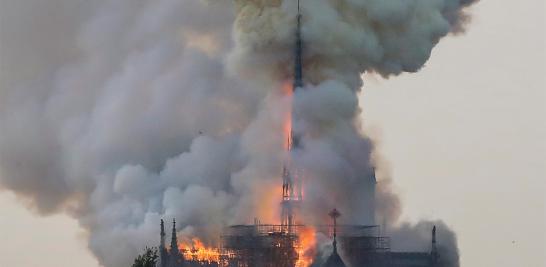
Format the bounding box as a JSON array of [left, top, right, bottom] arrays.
[[221, 225, 299, 267], [218, 223, 393, 267]]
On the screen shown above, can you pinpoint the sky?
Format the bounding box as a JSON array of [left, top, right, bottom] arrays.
[[0, 0, 544, 267]]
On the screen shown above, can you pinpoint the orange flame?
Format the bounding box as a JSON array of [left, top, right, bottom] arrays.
[[256, 183, 284, 224], [282, 81, 294, 151], [179, 238, 220, 263], [296, 227, 317, 267]]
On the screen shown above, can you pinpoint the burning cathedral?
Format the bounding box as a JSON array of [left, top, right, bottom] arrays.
[[154, 1, 442, 267]]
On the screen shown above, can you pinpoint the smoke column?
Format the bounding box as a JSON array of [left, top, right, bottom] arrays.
[[0, 0, 477, 266]]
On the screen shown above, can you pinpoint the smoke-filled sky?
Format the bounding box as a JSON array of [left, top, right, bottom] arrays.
[[0, 0, 545, 267]]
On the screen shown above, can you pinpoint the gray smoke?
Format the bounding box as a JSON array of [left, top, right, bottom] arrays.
[[0, 0, 477, 266], [388, 221, 460, 267]]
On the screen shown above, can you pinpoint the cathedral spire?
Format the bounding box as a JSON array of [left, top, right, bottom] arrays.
[[329, 208, 341, 253], [281, 0, 305, 233], [170, 219, 179, 254], [160, 219, 166, 248], [293, 0, 304, 90], [159, 219, 168, 267], [431, 225, 439, 266]]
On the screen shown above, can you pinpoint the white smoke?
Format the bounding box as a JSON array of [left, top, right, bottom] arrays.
[[0, 0, 477, 266]]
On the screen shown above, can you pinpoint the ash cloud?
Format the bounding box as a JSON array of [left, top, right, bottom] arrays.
[[0, 0, 477, 266]]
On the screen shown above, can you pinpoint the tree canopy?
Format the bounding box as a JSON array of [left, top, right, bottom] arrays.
[[132, 247, 158, 267]]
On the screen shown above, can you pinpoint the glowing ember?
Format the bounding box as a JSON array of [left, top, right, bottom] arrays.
[[179, 238, 220, 263], [296, 227, 317, 267]]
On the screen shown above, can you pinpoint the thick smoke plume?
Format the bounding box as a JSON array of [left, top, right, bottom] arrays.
[[0, 0, 476, 266]]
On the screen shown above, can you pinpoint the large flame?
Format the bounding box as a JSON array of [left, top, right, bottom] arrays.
[[296, 227, 317, 267], [179, 238, 221, 263]]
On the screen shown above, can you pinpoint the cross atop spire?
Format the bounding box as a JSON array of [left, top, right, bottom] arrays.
[[323, 208, 347, 267]]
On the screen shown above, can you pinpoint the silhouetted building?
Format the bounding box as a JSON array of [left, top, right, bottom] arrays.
[[157, 219, 184, 267]]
